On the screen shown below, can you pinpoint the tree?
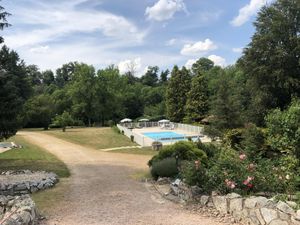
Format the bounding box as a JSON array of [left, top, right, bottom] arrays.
[[185, 74, 209, 122], [0, 46, 31, 140], [23, 95, 54, 130], [207, 70, 243, 137], [141, 66, 159, 86], [166, 66, 191, 122], [160, 69, 169, 84], [266, 99, 300, 159], [239, 0, 300, 125], [42, 70, 55, 85], [68, 63, 97, 126], [0, 2, 10, 43], [52, 111, 73, 132], [191, 58, 214, 75], [55, 62, 77, 87]]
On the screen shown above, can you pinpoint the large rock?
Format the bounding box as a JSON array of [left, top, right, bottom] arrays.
[[276, 201, 295, 215], [269, 219, 289, 225], [245, 196, 268, 209], [200, 195, 210, 206], [229, 197, 243, 214], [261, 208, 278, 224], [212, 196, 228, 214]]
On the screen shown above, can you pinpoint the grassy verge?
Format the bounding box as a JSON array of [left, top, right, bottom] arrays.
[[130, 169, 152, 181], [45, 127, 136, 149], [31, 179, 70, 215], [108, 147, 158, 156], [0, 135, 70, 177]]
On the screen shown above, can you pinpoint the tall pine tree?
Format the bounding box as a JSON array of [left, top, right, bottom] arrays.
[[166, 66, 191, 122], [185, 74, 209, 122]]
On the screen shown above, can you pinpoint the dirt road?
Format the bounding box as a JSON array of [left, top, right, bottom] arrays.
[[20, 131, 226, 225]]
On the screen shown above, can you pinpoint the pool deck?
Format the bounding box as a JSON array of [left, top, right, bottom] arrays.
[[132, 127, 211, 146]]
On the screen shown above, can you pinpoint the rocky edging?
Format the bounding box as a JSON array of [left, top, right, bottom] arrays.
[[0, 195, 38, 225], [0, 170, 58, 196], [154, 178, 300, 225]]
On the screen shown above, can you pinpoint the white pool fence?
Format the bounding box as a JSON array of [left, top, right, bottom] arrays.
[[117, 122, 204, 147]]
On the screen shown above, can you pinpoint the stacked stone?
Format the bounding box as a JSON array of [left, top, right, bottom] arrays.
[[0, 195, 38, 225], [156, 178, 300, 225], [201, 194, 300, 225], [0, 170, 58, 196]]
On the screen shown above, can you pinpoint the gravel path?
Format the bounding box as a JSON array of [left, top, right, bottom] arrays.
[[19, 131, 227, 225]]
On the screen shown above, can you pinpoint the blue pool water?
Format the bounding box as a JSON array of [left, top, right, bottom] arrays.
[[143, 131, 198, 142]]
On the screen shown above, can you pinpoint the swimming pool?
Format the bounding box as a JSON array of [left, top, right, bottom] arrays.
[[142, 131, 199, 142]]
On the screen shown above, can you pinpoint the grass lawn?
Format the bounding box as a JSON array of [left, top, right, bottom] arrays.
[[45, 127, 136, 149], [0, 135, 70, 177], [31, 179, 70, 215], [108, 147, 158, 156]]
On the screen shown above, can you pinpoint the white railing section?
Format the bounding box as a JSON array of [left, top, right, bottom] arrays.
[[173, 123, 204, 134], [117, 124, 146, 147]]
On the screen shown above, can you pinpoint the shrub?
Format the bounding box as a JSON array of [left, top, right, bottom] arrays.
[[196, 141, 220, 159], [223, 128, 243, 149], [150, 158, 178, 179], [266, 99, 300, 159], [240, 123, 269, 160], [200, 148, 297, 195], [180, 160, 207, 190], [148, 141, 207, 166]]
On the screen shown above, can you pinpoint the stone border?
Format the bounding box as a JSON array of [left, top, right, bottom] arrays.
[[0, 170, 58, 196], [159, 178, 300, 225], [0, 195, 38, 225]]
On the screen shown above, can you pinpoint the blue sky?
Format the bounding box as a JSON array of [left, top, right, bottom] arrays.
[[1, 0, 273, 75]]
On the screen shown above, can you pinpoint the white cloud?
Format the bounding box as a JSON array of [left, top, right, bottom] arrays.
[[180, 39, 217, 56], [166, 38, 177, 46], [118, 58, 142, 75], [4, 1, 145, 49], [232, 47, 243, 53], [208, 55, 226, 67], [145, 0, 187, 21], [29, 45, 50, 54], [185, 59, 196, 69], [231, 0, 269, 27]]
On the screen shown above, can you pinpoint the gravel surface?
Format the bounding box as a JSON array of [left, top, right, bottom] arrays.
[[19, 131, 229, 225]]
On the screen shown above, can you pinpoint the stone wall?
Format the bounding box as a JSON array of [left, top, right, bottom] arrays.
[[0, 195, 38, 225], [166, 179, 300, 225], [0, 170, 58, 196]]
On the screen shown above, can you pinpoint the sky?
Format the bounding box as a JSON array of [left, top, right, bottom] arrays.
[[1, 0, 273, 76]]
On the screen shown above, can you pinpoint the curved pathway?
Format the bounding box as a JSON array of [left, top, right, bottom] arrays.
[[20, 131, 226, 225]]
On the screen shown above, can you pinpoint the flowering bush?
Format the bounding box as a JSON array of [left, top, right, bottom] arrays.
[[180, 146, 298, 195]]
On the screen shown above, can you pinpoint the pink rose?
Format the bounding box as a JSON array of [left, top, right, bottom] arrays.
[[239, 153, 247, 160]]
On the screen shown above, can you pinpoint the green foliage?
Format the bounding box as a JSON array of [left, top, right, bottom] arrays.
[[196, 141, 220, 159], [52, 111, 73, 132], [223, 128, 243, 149], [185, 74, 209, 122], [240, 123, 268, 159], [191, 58, 214, 75], [238, 0, 300, 125], [207, 67, 244, 137], [141, 66, 159, 86], [0, 3, 10, 43], [150, 157, 178, 179], [266, 99, 300, 158], [166, 66, 191, 122], [0, 46, 31, 140], [180, 160, 207, 189], [23, 94, 54, 129], [148, 141, 207, 166]]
